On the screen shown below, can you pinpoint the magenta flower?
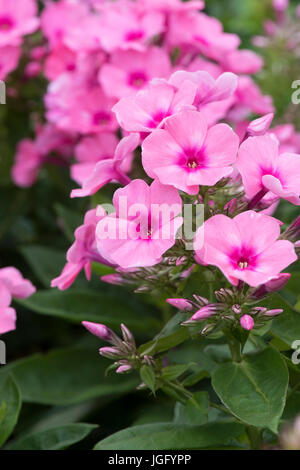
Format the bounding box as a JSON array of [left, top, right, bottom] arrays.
[[142, 110, 239, 195], [71, 133, 140, 198], [45, 78, 118, 135], [97, 1, 165, 53], [194, 211, 297, 287], [99, 47, 171, 100], [71, 132, 119, 187], [168, 70, 238, 109], [11, 139, 41, 188], [52, 207, 113, 290], [96, 179, 183, 269], [0, 0, 39, 47], [113, 79, 196, 133], [237, 135, 300, 205], [0, 267, 36, 335], [0, 45, 21, 80]]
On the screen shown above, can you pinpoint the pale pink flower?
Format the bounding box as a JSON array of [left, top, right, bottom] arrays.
[[52, 207, 113, 290], [98, 0, 165, 53], [96, 179, 183, 269], [44, 45, 77, 80], [71, 132, 118, 186], [230, 76, 274, 121], [221, 49, 263, 75], [272, 124, 300, 154], [0, 45, 21, 80], [247, 113, 274, 137], [0, 267, 36, 335], [167, 11, 240, 61], [194, 211, 297, 287], [168, 70, 238, 109], [113, 80, 196, 134], [137, 0, 204, 13], [142, 110, 239, 195], [45, 77, 118, 134], [71, 133, 140, 198], [237, 135, 300, 205], [11, 139, 41, 188], [41, 0, 98, 50], [0, 0, 39, 47], [99, 47, 171, 100]]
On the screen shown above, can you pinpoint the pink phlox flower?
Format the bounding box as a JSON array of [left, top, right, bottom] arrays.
[[142, 109, 239, 195], [51, 206, 113, 290], [113, 79, 197, 133], [71, 133, 140, 198], [194, 211, 297, 287], [0, 267, 36, 335], [95, 179, 183, 269], [168, 70, 238, 109], [0, 0, 39, 47], [97, 0, 165, 53], [45, 76, 118, 134], [99, 47, 172, 100], [0, 45, 21, 80], [237, 134, 300, 205]]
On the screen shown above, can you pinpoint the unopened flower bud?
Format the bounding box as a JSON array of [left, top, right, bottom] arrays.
[[99, 347, 123, 359], [224, 198, 238, 216], [247, 113, 274, 136], [101, 274, 123, 285], [264, 309, 283, 317], [82, 321, 122, 346], [116, 364, 133, 374], [283, 216, 300, 242], [121, 323, 136, 347], [166, 298, 193, 311], [193, 295, 209, 307], [232, 304, 242, 314], [240, 314, 254, 331]]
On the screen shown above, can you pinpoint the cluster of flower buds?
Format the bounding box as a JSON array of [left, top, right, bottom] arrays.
[[82, 321, 154, 374], [167, 283, 284, 333]]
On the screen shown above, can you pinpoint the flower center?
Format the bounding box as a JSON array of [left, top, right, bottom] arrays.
[[238, 260, 249, 269], [128, 71, 148, 89], [93, 111, 111, 126], [187, 160, 198, 169], [125, 30, 144, 42], [178, 147, 207, 171], [0, 16, 14, 32]]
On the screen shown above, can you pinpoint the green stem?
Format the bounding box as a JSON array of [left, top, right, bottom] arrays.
[[247, 426, 262, 450], [224, 329, 243, 363]]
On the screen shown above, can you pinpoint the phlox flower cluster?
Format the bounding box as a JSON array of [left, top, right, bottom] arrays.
[[2, 0, 299, 337]]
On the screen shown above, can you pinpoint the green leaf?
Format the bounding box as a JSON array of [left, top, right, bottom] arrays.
[[1, 347, 137, 406], [174, 392, 209, 426], [139, 313, 189, 355], [0, 375, 21, 447], [21, 245, 66, 287], [16, 289, 159, 332], [161, 364, 194, 381], [94, 421, 244, 450], [270, 294, 300, 346], [212, 347, 288, 433], [8, 423, 97, 450], [140, 365, 156, 394]]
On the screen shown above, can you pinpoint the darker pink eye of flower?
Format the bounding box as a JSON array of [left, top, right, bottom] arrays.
[[125, 30, 145, 42], [194, 35, 211, 47], [146, 110, 170, 129], [92, 111, 111, 126], [178, 147, 207, 171], [128, 71, 148, 89], [229, 247, 258, 271], [0, 16, 15, 32]]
